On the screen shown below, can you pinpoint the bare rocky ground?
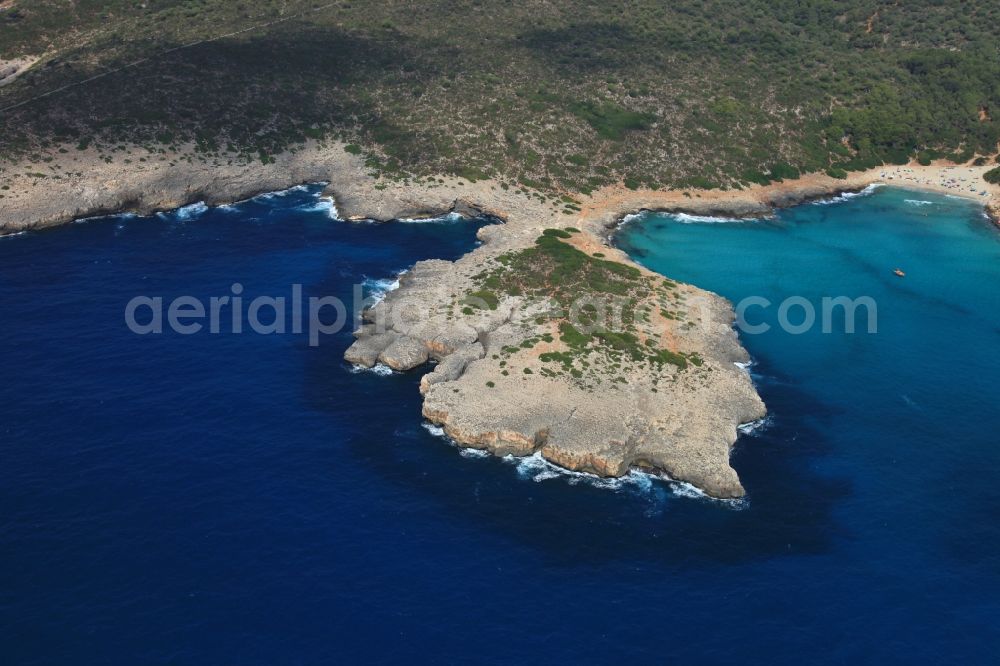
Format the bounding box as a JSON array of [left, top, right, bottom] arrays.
[[0, 56, 39, 87], [345, 237, 768, 497], [1, 140, 996, 235], [2, 143, 997, 496]]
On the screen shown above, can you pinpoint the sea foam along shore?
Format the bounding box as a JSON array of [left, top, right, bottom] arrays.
[[1, 140, 998, 237], [421, 421, 749, 507], [3, 142, 994, 498], [342, 177, 768, 498], [608, 183, 889, 237], [586, 166, 999, 238]]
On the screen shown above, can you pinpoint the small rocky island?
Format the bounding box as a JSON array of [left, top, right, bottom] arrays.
[[346, 207, 765, 498]]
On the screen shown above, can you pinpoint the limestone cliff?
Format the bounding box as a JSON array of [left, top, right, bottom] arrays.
[[346, 220, 766, 499]]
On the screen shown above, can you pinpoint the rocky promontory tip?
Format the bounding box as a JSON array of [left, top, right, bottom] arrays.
[[5, 141, 997, 496], [346, 216, 766, 499]]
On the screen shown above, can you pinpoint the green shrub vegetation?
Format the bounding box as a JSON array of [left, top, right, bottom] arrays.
[[473, 233, 643, 307], [567, 101, 654, 141], [465, 232, 705, 385], [1, 1, 997, 191], [984, 167, 1000, 185], [463, 290, 499, 310], [541, 228, 573, 239]]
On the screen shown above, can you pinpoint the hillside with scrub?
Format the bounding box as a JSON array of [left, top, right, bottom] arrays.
[[1, 0, 998, 193]]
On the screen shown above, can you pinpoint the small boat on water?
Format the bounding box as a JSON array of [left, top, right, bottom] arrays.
[[893, 268, 906, 277]]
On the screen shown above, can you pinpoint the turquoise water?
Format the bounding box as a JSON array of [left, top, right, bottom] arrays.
[[1, 184, 998, 662], [618, 187, 1000, 659]]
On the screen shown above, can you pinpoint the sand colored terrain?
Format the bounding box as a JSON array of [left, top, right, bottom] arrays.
[[344, 199, 766, 498], [0, 55, 40, 87], [580, 163, 999, 229], [1, 143, 996, 236], [1, 144, 997, 496]]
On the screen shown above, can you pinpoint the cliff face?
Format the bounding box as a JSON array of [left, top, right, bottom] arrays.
[[346, 216, 766, 499], [2, 140, 997, 236], [6, 139, 995, 496]]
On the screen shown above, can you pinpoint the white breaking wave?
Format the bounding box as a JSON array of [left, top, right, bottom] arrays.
[[364, 269, 407, 305], [904, 199, 935, 207], [618, 212, 645, 228], [396, 212, 466, 223], [349, 363, 394, 376], [64, 183, 338, 229], [252, 184, 310, 202], [854, 182, 885, 195], [619, 209, 762, 227], [421, 430, 744, 505], [812, 183, 883, 206], [422, 422, 489, 457], [734, 358, 768, 383], [501, 451, 744, 505], [74, 211, 138, 224], [219, 182, 326, 208], [296, 193, 340, 221], [422, 423, 446, 437], [160, 201, 208, 221], [655, 470, 748, 508], [669, 212, 764, 224], [505, 452, 653, 492], [297, 196, 340, 219], [364, 276, 398, 293], [738, 415, 773, 437], [665, 478, 712, 500]]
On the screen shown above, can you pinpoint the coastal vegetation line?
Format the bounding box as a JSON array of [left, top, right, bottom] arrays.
[[1, 0, 999, 199]]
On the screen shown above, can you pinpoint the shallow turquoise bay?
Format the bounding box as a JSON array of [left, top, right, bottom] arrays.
[[618, 186, 1000, 659], [1, 184, 998, 662]]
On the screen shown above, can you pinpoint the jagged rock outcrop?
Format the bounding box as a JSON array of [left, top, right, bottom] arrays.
[[379, 335, 429, 371], [346, 213, 767, 499], [419, 343, 485, 394], [10, 140, 994, 497], [344, 332, 397, 368], [988, 201, 1000, 228]]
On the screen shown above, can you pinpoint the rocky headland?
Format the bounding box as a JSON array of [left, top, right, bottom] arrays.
[[3, 143, 999, 496], [345, 222, 766, 498]]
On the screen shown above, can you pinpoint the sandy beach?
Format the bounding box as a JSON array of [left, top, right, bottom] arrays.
[[579, 163, 999, 229], [869, 163, 997, 200], [0, 143, 997, 236], [0, 140, 996, 500]]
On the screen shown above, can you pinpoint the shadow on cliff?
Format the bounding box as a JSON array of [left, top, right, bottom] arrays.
[[303, 328, 852, 570]]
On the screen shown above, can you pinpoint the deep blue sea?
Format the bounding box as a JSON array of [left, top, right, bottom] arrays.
[[2, 184, 999, 663]]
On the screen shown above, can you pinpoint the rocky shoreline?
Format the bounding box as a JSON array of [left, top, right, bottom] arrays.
[[344, 221, 766, 498], [2, 143, 998, 496], [1, 142, 997, 236]]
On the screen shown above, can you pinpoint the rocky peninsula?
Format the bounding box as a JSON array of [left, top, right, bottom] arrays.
[[345, 222, 766, 498], [3, 143, 999, 496]]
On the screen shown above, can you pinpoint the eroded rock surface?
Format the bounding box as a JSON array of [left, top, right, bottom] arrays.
[[346, 210, 766, 498], [379, 335, 429, 371]]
